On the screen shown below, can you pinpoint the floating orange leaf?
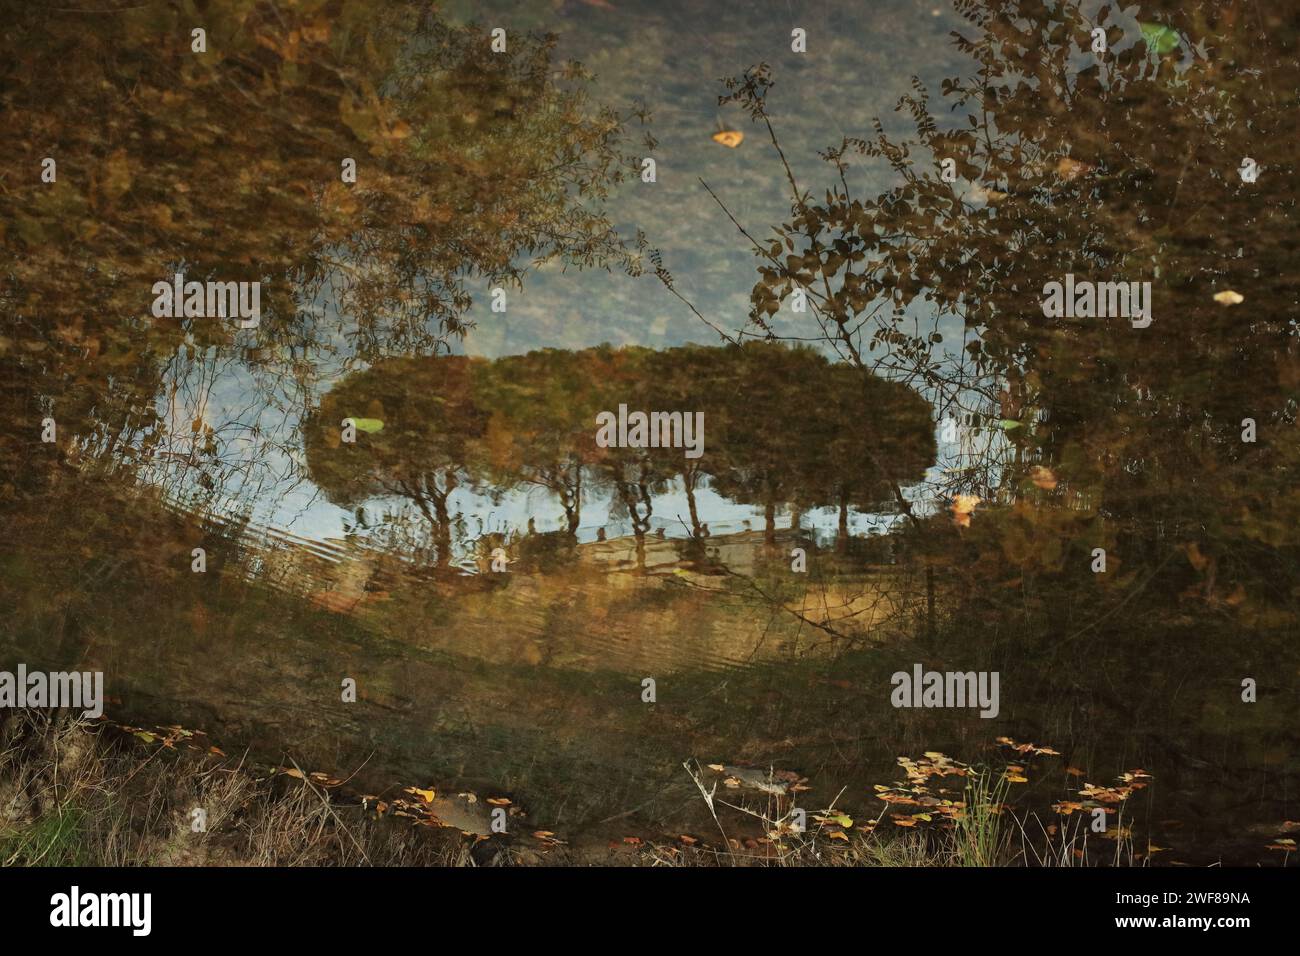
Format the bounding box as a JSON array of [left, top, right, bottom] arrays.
[[1029, 465, 1058, 490], [951, 494, 981, 528]]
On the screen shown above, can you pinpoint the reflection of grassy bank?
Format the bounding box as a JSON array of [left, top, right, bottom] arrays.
[[3, 484, 1297, 863]]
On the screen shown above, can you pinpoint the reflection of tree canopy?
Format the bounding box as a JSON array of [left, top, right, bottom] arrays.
[[1, 1, 638, 508], [700, 0, 1299, 619], [303, 343, 936, 567]]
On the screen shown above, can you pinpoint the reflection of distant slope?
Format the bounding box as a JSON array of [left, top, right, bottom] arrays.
[[159, 499, 398, 614], [159, 496, 920, 674]]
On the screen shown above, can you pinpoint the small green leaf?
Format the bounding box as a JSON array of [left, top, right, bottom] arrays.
[[349, 417, 384, 433], [1139, 22, 1180, 55], [998, 419, 1022, 430]]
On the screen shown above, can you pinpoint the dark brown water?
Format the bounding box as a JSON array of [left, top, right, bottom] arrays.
[[2, 0, 1297, 864]]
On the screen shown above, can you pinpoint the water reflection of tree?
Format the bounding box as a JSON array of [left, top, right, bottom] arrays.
[[304, 343, 935, 571], [677, 0, 1299, 632], [1, 1, 640, 516]]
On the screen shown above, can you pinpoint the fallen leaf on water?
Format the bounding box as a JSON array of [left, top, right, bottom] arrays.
[[712, 129, 744, 148], [814, 812, 854, 828], [1213, 290, 1244, 305], [1139, 21, 1181, 55], [300, 22, 331, 44], [1056, 157, 1094, 181], [1029, 465, 1058, 490], [951, 494, 981, 528]]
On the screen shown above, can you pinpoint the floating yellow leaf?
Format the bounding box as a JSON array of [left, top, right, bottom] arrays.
[[1029, 465, 1058, 490], [1056, 157, 1093, 181], [951, 494, 981, 528], [712, 129, 744, 148], [1213, 290, 1244, 305]]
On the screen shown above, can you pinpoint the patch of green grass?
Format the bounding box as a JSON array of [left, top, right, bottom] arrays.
[[0, 805, 89, 866], [952, 768, 1012, 867]]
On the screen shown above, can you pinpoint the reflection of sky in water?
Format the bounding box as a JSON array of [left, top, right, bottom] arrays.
[[168, 0, 1001, 541]]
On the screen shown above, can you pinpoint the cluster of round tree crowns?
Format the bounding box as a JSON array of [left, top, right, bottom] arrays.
[[304, 342, 936, 551]]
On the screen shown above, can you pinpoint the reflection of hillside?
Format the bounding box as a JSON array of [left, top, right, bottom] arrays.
[[220, 509, 922, 674], [4, 484, 1295, 860]]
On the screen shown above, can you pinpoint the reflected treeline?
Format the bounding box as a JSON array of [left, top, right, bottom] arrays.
[[303, 342, 936, 568]]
